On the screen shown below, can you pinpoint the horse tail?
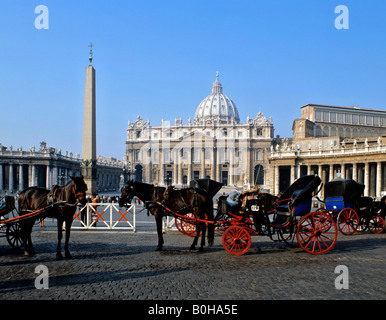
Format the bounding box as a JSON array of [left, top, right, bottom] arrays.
[[207, 200, 215, 246]]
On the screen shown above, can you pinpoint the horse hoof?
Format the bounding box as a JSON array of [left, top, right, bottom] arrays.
[[198, 247, 204, 253], [56, 253, 63, 260], [189, 246, 196, 251], [155, 246, 163, 251], [65, 252, 72, 259]]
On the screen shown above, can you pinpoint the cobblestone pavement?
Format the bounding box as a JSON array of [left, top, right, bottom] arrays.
[[0, 213, 385, 303]]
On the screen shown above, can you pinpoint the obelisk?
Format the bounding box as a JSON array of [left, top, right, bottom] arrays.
[[81, 43, 97, 194]]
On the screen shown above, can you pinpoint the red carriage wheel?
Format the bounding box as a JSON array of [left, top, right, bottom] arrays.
[[368, 216, 385, 234], [297, 212, 337, 255], [222, 226, 251, 255], [175, 213, 198, 237], [337, 208, 359, 235]]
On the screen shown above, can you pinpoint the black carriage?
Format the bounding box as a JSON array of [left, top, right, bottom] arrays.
[[317, 179, 385, 234], [217, 175, 338, 255]]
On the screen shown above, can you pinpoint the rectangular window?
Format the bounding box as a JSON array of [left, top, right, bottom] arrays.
[[315, 110, 322, 121], [359, 115, 365, 124], [352, 114, 358, 124], [373, 116, 379, 126], [337, 113, 344, 123], [366, 116, 372, 125], [323, 112, 329, 121], [330, 112, 336, 122], [345, 113, 351, 123]]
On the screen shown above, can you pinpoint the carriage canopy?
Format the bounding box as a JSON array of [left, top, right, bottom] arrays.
[[278, 174, 321, 208], [189, 179, 223, 200], [324, 179, 365, 205]]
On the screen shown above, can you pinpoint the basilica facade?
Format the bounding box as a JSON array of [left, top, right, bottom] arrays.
[[124, 75, 275, 190]]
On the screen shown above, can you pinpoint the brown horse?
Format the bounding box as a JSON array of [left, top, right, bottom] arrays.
[[119, 180, 214, 252], [17, 176, 88, 258]]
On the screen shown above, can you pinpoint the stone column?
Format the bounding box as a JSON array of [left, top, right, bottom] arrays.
[[364, 162, 369, 196], [187, 148, 192, 183], [46, 165, 51, 188], [173, 150, 178, 185], [274, 165, 279, 196], [31, 165, 36, 187], [178, 149, 183, 185], [19, 165, 24, 191], [53, 166, 59, 185], [376, 162, 382, 199], [215, 147, 220, 182], [9, 164, 14, 191], [353, 163, 357, 181], [329, 164, 333, 181], [290, 165, 295, 185], [210, 148, 215, 181], [201, 148, 205, 179], [229, 148, 234, 185]]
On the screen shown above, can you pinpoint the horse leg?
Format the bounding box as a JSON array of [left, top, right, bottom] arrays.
[[56, 219, 64, 259], [190, 231, 198, 250], [27, 225, 36, 255], [64, 218, 73, 258], [155, 213, 164, 251], [21, 222, 35, 256], [198, 222, 206, 252], [190, 222, 200, 251]]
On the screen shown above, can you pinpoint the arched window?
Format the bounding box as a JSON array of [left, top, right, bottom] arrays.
[[338, 127, 344, 137], [315, 125, 322, 137], [345, 128, 351, 138]]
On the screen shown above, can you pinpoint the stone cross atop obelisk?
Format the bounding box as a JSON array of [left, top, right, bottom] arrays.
[[81, 43, 97, 194]]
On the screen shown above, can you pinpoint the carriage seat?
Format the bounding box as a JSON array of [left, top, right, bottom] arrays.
[[0, 196, 15, 217]]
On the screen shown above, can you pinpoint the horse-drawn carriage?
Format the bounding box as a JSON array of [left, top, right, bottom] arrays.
[[0, 196, 46, 249], [216, 175, 338, 255], [316, 179, 385, 235], [0, 176, 88, 258], [119, 175, 339, 255]]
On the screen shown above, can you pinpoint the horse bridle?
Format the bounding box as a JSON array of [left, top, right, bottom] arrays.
[[72, 185, 85, 198]]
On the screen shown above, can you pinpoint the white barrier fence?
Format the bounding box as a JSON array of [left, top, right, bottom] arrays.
[[72, 203, 136, 231]]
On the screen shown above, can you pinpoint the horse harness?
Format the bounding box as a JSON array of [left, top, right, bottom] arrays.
[[147, 185, 199, 215]]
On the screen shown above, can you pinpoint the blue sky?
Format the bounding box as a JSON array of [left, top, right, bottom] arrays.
[[1, 0, 386, 159]]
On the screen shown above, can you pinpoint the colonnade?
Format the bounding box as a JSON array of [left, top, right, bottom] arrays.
[[0, 163, 74, 193], [272, 160, 385, 200]]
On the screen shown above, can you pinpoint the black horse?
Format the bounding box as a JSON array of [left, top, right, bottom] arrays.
[[119, 180, 215, 252], [17, 176, 88, 258]]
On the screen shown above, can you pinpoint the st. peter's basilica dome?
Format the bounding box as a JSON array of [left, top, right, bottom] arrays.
[[194, 74, 240, 125]]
